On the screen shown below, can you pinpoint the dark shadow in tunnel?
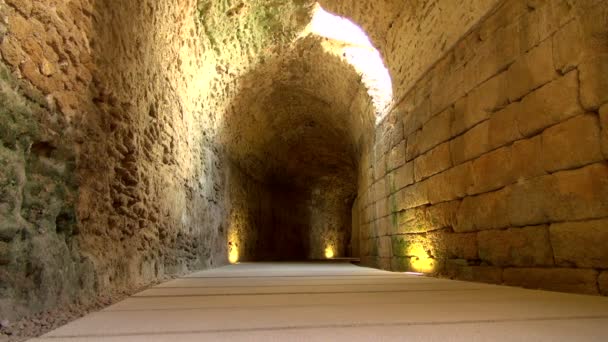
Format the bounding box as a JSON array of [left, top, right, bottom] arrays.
[[219, 36, 376, 262]]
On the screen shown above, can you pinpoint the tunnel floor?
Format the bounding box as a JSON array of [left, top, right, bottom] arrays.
[[31, 262, 608, 341]]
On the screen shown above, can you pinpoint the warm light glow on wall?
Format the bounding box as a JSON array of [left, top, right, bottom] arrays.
[[228, 242, 239, 264], [324, 246, 335, 259], [305, 4, 393, 123], [407, 244, 435, 273]]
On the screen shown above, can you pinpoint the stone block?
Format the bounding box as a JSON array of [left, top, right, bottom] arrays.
[[403, 98, 430, 136], [394, 200, 459, 235], [511, 135, 546, 181], [437, 231, 478, 260], [516, 71, 583, 136], [375, 197, 390, 221], [477, 225, 553, 267], [387, 161, 414, 193], [601, 104, 608, 158], [373, 154, 386, 181], [507, 39, 556, 102], [548, 163, 608, 222], [450, 120, 490, 165], [489, 102, 523, 149], [456, 188, 511, 232], [452, 71, 508, 136], [413, 142, 452, 182], [579, 56, 608, 111], [405, 130, 420, 161], [503, 268, 599, 295], [378, 236, 392, 258], [552, 19, 584, 73], [507, 176, 551, 227], [541, 114, 603, 172], [600, 272, 608, 296], [445, 261, 503, 284], [373, 178, 386, 202], [426, 162, 473, 204], [550, 218, 608, 268], [418, 107, 453, 154], [391, 182, 428, 212], [387, 140, 406, 171], [389, 119, 404, 148], [468, 146, 514, 195]]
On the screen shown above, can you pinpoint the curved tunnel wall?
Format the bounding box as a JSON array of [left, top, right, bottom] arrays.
[[1, 0, 607, 323]]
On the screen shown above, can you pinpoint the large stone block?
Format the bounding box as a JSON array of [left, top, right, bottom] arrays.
[[601, 104, 608, 158], [375, 197, 390, 220], [414, 142, 452, 182], [403, 98, 430, 136], [516, 71, 583, 136], [507, 176, 552, 227], [511, 135, 546, 182], [477, 225, 553, 267], [600, 272, 608, 296], [489, 102, 523, 149], [426, 162, 473, 204], [452, 71, 508, 136], [579, 56, 608, 111], [548, 163, 608, 222], [377, 236, 392, 258], [394, 200, 459, 234], [456, 188, 510, 232], [417, 107, 453, 154], [373, 153, 387, 180], [445, 261, 503, 284], [387, 140, 406, 172], [503, 268, 599, 295], [550, 218, 608, 268], [391, 182, 428, 212], [468, 146, 514, 195], [405, 130, 420, 161], [552, 19, 584, 73], [432, 231, 478, 260], [507, 38, 556, 102], [541, 114, 603, 172], [387, 161, 414, 193], [450, 120, 490, 165]]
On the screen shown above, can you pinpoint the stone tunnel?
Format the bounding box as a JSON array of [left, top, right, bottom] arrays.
[[1, 0, 608, 339]]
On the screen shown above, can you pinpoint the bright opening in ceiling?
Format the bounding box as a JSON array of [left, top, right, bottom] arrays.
[[305, 4, 393, 124]]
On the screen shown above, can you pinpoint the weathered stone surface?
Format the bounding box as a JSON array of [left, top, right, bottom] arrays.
[[375, 197, 390, 220], [489, 102, 523, 149], [507, 38, 556, 102], [391, 182, 428, 212], [478, 225, 553, 267], [600, 272, 608, 296], [426, 162, 473, 204], [516, 71, 583, 136], [450, 120, 490, 165], [468, 146, 514, 195], [550, 218, 608, 268], [418, 107, 453, 154], [548, 163, 608, 222], [373, 153, 387, 180], [541, 114, 603, 172], [414, 142, 452, 182], [552, 19, 584, 73], [511, 135, 546, 181], [405, 130, 421, 161], [377, 236, 392, 258], [387, 140, 406, 171], [507, 175, 552, 227], [387, 161, 414, 193], [452, 71, 508, 136], [445, 261, 503, 284], [503, 268, 599, 295], [456, 188, 511, 232], [579, 56, 608, 110], [394, 200, 459, 234], [601, 104, 608, 158]]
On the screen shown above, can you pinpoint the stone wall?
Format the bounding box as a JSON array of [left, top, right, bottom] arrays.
[[357, 0, 608, 295]]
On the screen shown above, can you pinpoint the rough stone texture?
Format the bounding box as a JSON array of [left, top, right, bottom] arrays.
[[600, 272, 608, 296], [506, 38, 556, 102], [600, 104, 608, 158], [579, 56, 608, 111], [541, 114, 603, 172], [550, 218, 608, 269], [477, 225, 554, 267], [503, 268, 599, 295], [414, 142, 451, 182]]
